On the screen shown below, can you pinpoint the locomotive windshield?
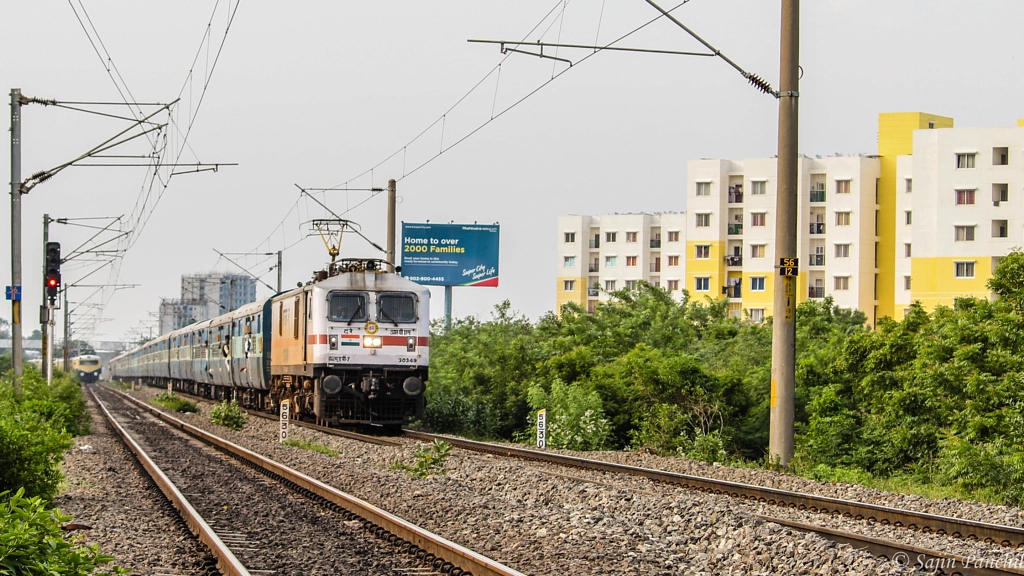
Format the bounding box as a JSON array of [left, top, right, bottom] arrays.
[[80, 359, 100, 366], [378, 293, 417, 323], [328, 292, 367, 322]]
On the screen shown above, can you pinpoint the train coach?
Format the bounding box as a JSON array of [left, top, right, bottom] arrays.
[[109, 259, 429, 427]]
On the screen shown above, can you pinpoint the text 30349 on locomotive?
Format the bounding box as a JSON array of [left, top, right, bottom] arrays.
[[108, 259, 429, 427]]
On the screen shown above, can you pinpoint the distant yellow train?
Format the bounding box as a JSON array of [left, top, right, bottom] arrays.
[[28, 354, 103, 383], [69, 355, 102, 383]]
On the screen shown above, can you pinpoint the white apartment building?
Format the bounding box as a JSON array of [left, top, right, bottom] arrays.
[[895, 122, 1024, 315], [556, 213, 687, 312], [686, 156, 881, 322]]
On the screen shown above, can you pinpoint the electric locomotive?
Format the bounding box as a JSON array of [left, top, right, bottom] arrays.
[[70, 355, 103, 383], [108, 259, 429, 427]]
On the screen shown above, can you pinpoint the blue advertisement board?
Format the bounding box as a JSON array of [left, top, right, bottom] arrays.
[[401, 223, 499, 286]]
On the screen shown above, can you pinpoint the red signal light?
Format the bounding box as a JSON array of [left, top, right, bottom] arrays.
[[47, 278, 58, 287]]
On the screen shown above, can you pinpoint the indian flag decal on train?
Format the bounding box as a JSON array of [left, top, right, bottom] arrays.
[[340, 334, 360, 347]]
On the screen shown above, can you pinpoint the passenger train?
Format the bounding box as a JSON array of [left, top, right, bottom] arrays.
[[108, 259, 429, 426]]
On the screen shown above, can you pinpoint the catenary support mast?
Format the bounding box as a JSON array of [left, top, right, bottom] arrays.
[[769, 0, 800, 466]]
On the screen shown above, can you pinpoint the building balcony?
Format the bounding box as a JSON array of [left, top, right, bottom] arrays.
[[650, 262, 661, 273], [809, 254, 825, 266], [808, 287, 825, 299], [722, 285, 742, 298], [589, 240, 600, 249], [809, 222, 826, 235], [588, 263, 599, 272], [728, 224, 744, 235], [724, 255, 743, 267], [587, 288, 600, 297], [650, 239, 661, 248], [809, 190, 826, 203], [728, 192, 744, 204]]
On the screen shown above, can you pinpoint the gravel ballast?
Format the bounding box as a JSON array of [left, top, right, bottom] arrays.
[[110, 385, 944, 575]]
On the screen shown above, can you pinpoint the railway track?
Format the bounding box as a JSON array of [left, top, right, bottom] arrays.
[[90, 385, 525, 576], [119, 384, 1024, 574]]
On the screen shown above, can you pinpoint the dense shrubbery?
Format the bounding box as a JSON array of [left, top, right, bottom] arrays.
[[0, 367, 90, 501], [0, 489, 125, 575], [425, 252, 1024, 505]]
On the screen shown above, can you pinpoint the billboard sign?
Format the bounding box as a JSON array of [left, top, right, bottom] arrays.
[[401, 222, 499, 286]]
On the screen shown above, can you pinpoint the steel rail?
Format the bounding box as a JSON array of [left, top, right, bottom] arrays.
[[108, 387, 526, 576], [87, 386, 252, 576], [759, 515, 1024, 576], [402, 430, 1024, 549]]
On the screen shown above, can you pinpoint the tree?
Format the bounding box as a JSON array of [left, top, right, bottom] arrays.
[[0, 318, 10, 339], [988, 250, 1024, 313]]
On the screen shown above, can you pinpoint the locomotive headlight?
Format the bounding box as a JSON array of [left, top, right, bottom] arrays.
[[363, 336, 382, 348], [406, 336, 416, 352], [329, 335, 338, 350]]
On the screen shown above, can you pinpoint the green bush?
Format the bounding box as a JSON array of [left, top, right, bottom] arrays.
[[527, 379, 612, 451], [152, 393, 198, 414], [0, 488, 125, 575], [210, 400, 247, 430], [684, 429, 729, 464], [0, 407, 72, 501], [629, 403, 689, 454]]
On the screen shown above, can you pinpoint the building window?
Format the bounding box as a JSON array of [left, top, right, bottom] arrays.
[[695, 277, 710, 292], [564, 232, 576, 243], [667, 280, 679, 291], [955, 261, 975, 278], [905, 178, 912, 193], [835, 211, 851, 226], [625, 280, 638, 290], [625, 231, 638, 243], [695, 213, 711, 227], [563, 256, 575, 267], [563, 280, 575, 291], [748, 308, 765, 323], [954, 225, 976, 242], [836, 180, 851, 194], [955, 189, 976, 205], [905, 243, 912, 257], [604, 280, 616, 291], [835, 244, 850, 258], [905, 211, 912, 225], [605, 232, 617, 243], [904, 276, 912, 290], [667, 231, 680, 242], [751, 213, 766, 227], [695, 245, 710, 259], [993, 147, 1009, 166], [994, 183, 1009, 203], [956, 153, 976, 169], [605, 256, 616, 267], [751, 181, 766, 195], [668, 255, 680, 266], [750, 244, 766, 259], [696, 182, 711, 196], [993, 219, 1009, 238], [626, 256, 638, 267], [750, 277, 765, 291], [834, 276, 850, 290]]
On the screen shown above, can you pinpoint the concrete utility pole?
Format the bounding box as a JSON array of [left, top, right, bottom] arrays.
[[10, 89, 23, 390], [386, 179, 397, 271], [769, 0, 800, 467], [63, 287, 69, 371]]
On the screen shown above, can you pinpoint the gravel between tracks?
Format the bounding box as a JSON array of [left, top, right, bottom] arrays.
[[118, 385, 926, 575], [94, 386, 420, 575], [54, 393, 211, 576]]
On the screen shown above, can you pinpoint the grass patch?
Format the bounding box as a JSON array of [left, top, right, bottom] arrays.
[[794, 463, 1010, 506], [282, 438, 338, 457], [389, 440, 452, 478], [152, 392, 198, 414]]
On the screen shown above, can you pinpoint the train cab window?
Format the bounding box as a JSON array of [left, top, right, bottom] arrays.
[[328, 292, 367, 323], [378, 293, 417, 323]]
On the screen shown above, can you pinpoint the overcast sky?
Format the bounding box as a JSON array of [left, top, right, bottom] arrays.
[[3, 1, 1023, 343]]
